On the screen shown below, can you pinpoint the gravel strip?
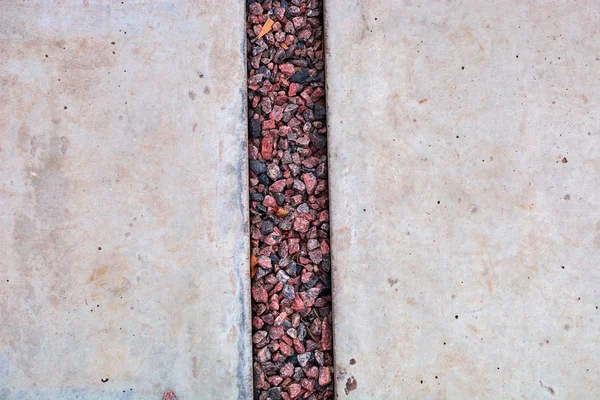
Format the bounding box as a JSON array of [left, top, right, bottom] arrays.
[[246, 1, 333, 399]]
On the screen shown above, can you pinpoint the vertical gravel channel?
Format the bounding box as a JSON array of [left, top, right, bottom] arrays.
[[246, 1, 333, 399]]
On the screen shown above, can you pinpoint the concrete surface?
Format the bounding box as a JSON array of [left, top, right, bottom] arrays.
[[325, 1, 600, 398], [0, 1, 250, 399]]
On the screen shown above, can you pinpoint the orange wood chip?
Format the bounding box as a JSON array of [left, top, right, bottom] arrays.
[[280, 42, 288, 50], [276, 207, 289, 217], [257, 18, 274, 39], [250, 253, 258, 278]]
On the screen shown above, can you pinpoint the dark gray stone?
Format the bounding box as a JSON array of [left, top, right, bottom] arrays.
[[250, 159, 267, 174]]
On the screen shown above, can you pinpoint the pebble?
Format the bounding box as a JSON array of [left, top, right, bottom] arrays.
[[310, 131, 327, 149], [293, 366, 304, 381], [251, 192, 265, 202], [257, 347, 272, 363], [306, 365, 319, 378], [286, 327, 298, 338], [252, 285, 269, 303], [282, 283, 295, 299], [269, 325, 285, 340], [248, 1, 332, 398], [258, 255, 272, 270], [270, 179, 287, 193], [253, 330, 268, 344], [266, 387, 282, 400], [250, 118, 263, 138], [277, 270, 291, 283], [302, 172, 317, 194], [279, 63, 296, 77], [292, 217, 310, 233], [297, 352, 311, 367], [267, 163, 281, 181], [250, 159, 267, 174], [301, 378, 315, 391], [249, 2, 264, 15], [297, 324, 307, 341], [288, 383, 302, 398], [280, 362, 295, 378], [314, 350, 324, 366], [286, 262, 301, 277], [291, 68, 310, 83], [261, 219, 275, 235], [318, 367, 331, 386]]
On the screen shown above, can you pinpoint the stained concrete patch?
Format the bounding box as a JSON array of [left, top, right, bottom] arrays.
[[0, 1, 250, 399], [326, 0, 600, 398]]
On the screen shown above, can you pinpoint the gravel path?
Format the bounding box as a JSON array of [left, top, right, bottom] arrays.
[[246, 1, 333, 399]]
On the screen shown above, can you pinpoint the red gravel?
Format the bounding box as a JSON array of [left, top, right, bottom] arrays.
[[162, 390, 178, 400], [246, 1, 333, 399]]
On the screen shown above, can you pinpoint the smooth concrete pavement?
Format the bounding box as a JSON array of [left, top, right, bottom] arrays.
[[0, 1, 251, 399], [325, 1, 600, 398]]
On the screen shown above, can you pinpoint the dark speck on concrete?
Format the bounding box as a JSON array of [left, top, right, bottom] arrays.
[[345, 376, 357, 395]]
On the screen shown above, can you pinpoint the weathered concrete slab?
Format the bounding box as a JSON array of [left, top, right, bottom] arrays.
[[0, 1, 250, 399], [326, 1, 599, 398]]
